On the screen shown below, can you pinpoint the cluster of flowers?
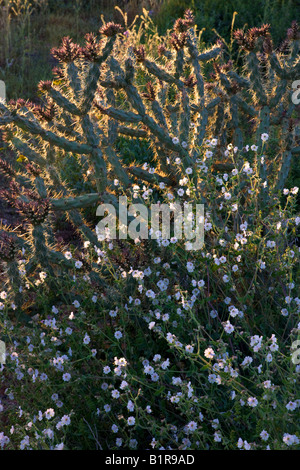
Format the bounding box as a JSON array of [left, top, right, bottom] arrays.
[[0, 136, 299, 449]]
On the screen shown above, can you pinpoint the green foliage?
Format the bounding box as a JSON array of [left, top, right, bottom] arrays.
[[155, 0, 299, 46]]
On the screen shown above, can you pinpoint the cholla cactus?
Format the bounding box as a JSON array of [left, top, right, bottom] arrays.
[[0, 230, 25, 319], [0, 11, 299, 316]]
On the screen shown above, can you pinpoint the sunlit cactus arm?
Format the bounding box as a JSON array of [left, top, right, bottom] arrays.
[[6, 259, 23, 307], [143, 58, 185, 89], [179, 88, 190, 146], [229, 95, 243, 149], [30, 223, 54, 278], [287, 32, 300, 64], [80, 35, 119, 114], [185, 30, 213, 148], [268, 53, 298, 80], [127, 166, 173, 186], [117, 125, 148, 138], [9, 112, 93, 154], [166, 102, 180, 136], [0, 229, 29, 251], [0, 115, 14, 125], [234, 96, 257, 118], [104, 144, 131, 187], [256, 106, 270, 150], [102, 86, 132, 187], [175, 48, 184, 80], [66, 61, 82, 96], [157, 80, 168, 109], [34, 175, 48, 199], [142, 112, 193, 165], [151, 99, 170, 130], [186, 30, 205, 100], [276, 150, 293, 191], [269, 79, 288, 109], [88, 148, 108, 192], [246, 51, 268, 105], [66, 209, 99, 246], [213, 101, 225, 142], [0, 157, 31, 189], [60, 111, 84, 140], [227, 71, 250, 89], [194, 107, 209, 148], [206, 96, 222, 112], [47, 87, 82, 115], [50, 193, 101, 210], [275, 116, 295, 190], [95, 103, 142, 124], [141, 80, 170, 132], [197, 46, 222, 62], [99, 79, 123, 90]]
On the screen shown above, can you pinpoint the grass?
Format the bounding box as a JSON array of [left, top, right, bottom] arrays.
[[1, 0, 299, 100]]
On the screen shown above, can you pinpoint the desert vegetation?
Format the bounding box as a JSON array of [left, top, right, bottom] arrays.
[[0, 1, 299, 451]]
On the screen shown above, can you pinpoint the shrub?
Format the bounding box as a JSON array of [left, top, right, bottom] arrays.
[[155, 0, 300, 46]]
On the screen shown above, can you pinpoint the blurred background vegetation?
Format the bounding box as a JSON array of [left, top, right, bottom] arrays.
[[0, 0, 299, 101]]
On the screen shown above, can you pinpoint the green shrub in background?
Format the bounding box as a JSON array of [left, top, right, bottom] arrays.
[[155, 0, 299, 46], [1, 0, 299, 100]]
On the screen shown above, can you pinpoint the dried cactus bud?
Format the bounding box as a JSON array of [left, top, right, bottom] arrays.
[[81, 33, 103, 61], [250, 24, 271, 39], [0, 158, 16, 178], [183, 74, 197, 88], [170, 32, 187, 51], [230, 81, 241, 94], [38, 80, 52, 93], [52, 67, 65, 80], [213, 61, 222, 76], [174, 9, 195, 33], [34, 99, 56, 122], [216, 38, 225, 50], [0, 232, 19, 262], [142, 82, 156, 101], [1, 181, 21, 206], [235, 25, 271, 51], [184, 9, 195, 26], [9, 98, 35, 110], [25, 162, 42, 177], [0, 129, 11, 144], [204, 82, 215, 92], [51, 37, 80, 62], [278, 38, 290, 54], [234, 30, 250, 50], [158, 43, 167, 57], [15, 198, 50, 226], [287, 21, 300, 40], [133, 45, 146, 62], [222, 60, 233, 72], [263, 36, 273, 54], [99, 22, 123, 37], [173, 18, 190, 33]]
